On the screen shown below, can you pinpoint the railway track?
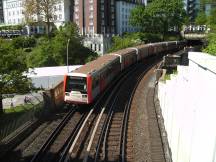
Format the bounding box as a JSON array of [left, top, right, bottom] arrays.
[[60, 63, 142, 162], [2, 56, 164, 162], [30, 108, 87, 162], [61, 57, 158, 162], [0, 110, 70, 162], [91, 61, 155, 162]]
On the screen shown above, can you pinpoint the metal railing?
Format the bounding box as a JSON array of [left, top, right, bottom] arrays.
[[0, 93, 45, 141]]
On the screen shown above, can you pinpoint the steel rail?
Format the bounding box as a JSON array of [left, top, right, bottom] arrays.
[[87, 63, 142, 162], [30, 108, 77, 162], [82, 64, 140, 162], [120, 64, 154, 162]]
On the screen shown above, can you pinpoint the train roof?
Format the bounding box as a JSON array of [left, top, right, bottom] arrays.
[[72, 54, 119, 75], [134, 44, 149, 49], [109, 48, 136, 56]]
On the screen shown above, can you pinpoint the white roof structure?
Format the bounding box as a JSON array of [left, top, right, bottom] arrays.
[[25, 65, 82, 89], [189, 52, 216, 74], [26, 65, 82, 78]]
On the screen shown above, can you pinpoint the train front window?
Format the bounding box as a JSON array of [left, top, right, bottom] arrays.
[[66, 76, 87, 93]]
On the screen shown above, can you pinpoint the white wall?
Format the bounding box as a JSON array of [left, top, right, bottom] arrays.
[[158, 52, 216, 162], [83, 34, 113, 55], [3, 0, 24, 25]]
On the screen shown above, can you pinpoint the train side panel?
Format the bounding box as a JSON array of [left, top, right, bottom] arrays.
[[122, 51, 137, 70], [148, 44, 155, 56], [63, 40, 185, 105], [91, 57, 121, 100], [110, 49, 137, 71], [135, 45, 149, 61]]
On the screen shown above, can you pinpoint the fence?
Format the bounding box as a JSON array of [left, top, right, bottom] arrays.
[[0, 94, 45, 141], [158, 52, 216, 162], [0, 82, 64, 141]]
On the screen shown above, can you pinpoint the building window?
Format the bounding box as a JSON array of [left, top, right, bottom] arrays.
[[59, 5, 62, 11], [94, 44, 97, 51], [59, 14, 62, 20], [99, 44, 101, 51], [54, 6, 57, 11], [75, 0, 79, 5], [54, 15, 57, 20]]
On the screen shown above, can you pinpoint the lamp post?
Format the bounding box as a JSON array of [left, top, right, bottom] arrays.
[[67, 38, 70, 73]]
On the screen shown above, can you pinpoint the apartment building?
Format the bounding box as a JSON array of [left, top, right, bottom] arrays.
[[184, 0, 200, 22], [0, 0, 4, 23], [116, 1, 145, 35], [200, 0, 216, 16], [2, 0, 71, 28], [73, 0, 145, 54], [72, 0, 116, 55], [73, 0, 116, 35]]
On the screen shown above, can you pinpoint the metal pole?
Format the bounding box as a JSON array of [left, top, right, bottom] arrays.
[[67, 38, 70, 73]]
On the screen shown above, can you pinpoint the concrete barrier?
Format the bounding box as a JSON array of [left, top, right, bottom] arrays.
[[158, 52, 216, 162]]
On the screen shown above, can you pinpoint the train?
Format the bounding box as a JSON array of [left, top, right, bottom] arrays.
[[64, 41, 185, 104]]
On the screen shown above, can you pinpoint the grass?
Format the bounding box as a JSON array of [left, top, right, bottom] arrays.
[[164, 70, 178, 81], [0, 104, 36, 128], [3, 104, 34, 114], [165, 74, 171, 80]]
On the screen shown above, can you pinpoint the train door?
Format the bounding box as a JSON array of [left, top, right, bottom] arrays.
[[99, 69, 106, 92], [91, 75, 100, 100]]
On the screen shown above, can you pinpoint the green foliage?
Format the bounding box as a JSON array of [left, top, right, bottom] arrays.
[[203, 33, 216, 56], [208, 8, 216, 26], [202, 8, 216, 56], [130, 0, 186, 39], [137, 32, 162, 43], [195, 11, 207, 25], [0, 25, 23, 30], [12, 36, 36, 49], [27, 22, 98, 67], [3, 104, 34, 114], [108, 33, 142, 52], [109, 31, 182, 52], [0, 39, 32, 95]]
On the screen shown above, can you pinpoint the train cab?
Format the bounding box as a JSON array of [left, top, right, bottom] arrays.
[[64, 54, 121, 105], [64, 73, 92, 104]]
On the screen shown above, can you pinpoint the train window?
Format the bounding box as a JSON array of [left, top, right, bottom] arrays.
[[66, 76, 87, 93]]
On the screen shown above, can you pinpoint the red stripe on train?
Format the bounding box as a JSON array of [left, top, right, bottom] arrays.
[[87, 75, 93, 104], [63, 75, 67, 94]]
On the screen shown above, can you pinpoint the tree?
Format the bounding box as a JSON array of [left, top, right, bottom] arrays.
[[23, 0, 60, 36], [23, 0, 38, 24], [208, 8, 216, 26], [203, 8, 216, 55], [203, 33, 216, 55], [27, 23, 98, 67], [0, 39, 32, 113], [130, 0, 186, 40], [195, 11, 207, 25]]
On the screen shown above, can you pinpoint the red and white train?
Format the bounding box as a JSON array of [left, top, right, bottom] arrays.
[[64, 41, 185, 104]]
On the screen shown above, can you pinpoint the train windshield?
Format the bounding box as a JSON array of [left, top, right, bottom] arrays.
[[66, 76, 87, 93]]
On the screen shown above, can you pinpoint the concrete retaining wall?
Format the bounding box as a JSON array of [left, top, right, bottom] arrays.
[[158, 52, 216, 162]]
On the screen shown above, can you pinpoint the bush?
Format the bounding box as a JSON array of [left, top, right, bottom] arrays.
[[203, 33, 216, 56], [12, 36, 36, 49], [138, 32, 162, 43]]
